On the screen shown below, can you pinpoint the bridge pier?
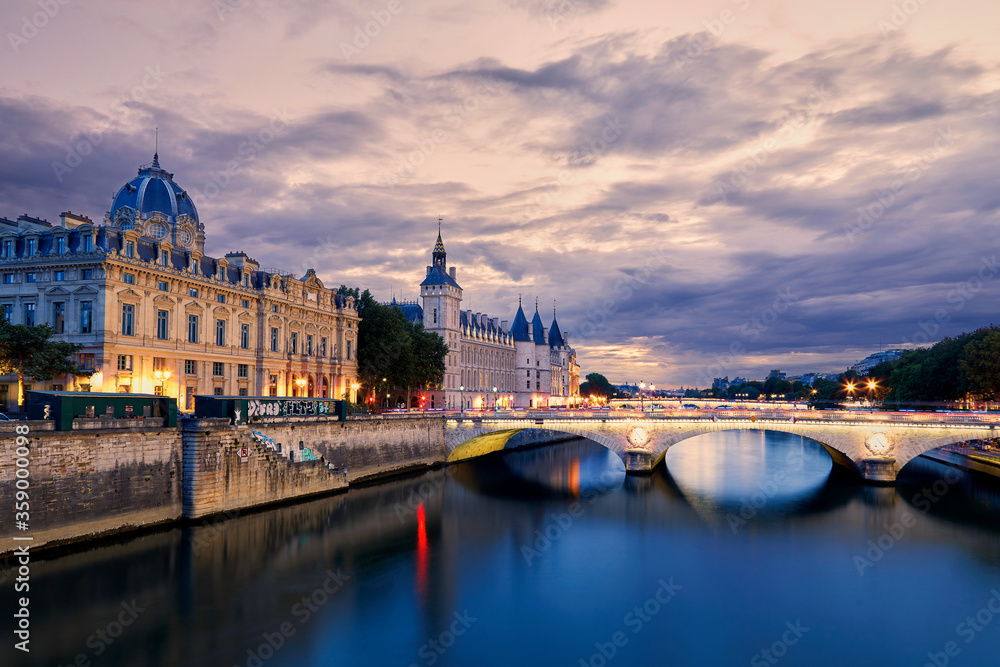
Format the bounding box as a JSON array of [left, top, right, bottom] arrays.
[[861, 457, 897, 485], [622, 448, 654, 475]]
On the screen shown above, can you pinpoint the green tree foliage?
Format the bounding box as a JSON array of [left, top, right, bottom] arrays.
[[881, 326, 1000, 406], [0, 321, 92, 405], [961, 329, 1000, 402], [349, 288, 448, 406], [581, 373, 615, 399]]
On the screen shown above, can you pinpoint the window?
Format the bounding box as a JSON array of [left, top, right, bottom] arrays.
[[79, 383, 90, 392], [433, 308, 437, 324], [80, 301, 93, 333], [121, 304, 135, 336], [159, 281, 168, 291], [238, 364, 248, 378], [527, 381, 531, 389], [242, 299, 250, 308], [270, 328, 278, 352], [320, 337, 327, 356], [24, 302, 35, 325], [240, 323, 249, 349], [2, 240, 11, 257], [306, 335, 313, 355], [118, 354, 132, 371], [125, 241, 134, 258], [218, 266, 226, 281], [53, 302, 65, 333], [83, 236, 93, 252], [271, 304, 278, 313], [346, 340, 352, 360], [213, 362, 224, 376], [81, 269, 93, 280], [214, 387, 224, 396], [290, 332, 298, 354], [123, 273, 135, 284], [25, 273, 35, 283], [217, 294, 225, 304], [189, 287, 198, 297], [153, 357, 166, 371], [527, 370, 530, 377], [54, 270, 65, 281], [157, 310, 169, 340], [2, 274, 12, 284], [216, 319, 226, 346], [238, 387, 248, 396], [188, 315, 199, 343], [185, 359, 197, 375], [26, 238, 36, 256], [1, 304, 12, 323], [56, 237, 65, 254], [160, 248, 169, 266], [269, 374, 278, 397], [243, 274, 250, 287]]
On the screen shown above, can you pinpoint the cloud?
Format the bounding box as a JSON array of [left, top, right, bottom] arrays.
[[2, 3, 999, 386]]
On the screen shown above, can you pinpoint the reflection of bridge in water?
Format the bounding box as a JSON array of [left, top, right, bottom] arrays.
[[444, 409, 1000, 483]]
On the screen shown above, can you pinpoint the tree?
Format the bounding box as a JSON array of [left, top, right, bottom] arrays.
[[961, 330, 1000, 404], [0, 321, 92, 407], [347, 287, 448, 408], [581, 373, 615, 400]]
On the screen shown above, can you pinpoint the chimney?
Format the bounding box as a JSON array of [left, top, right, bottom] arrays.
[[501, 320, 508, 332], [426, 265, 432, 276], [449, 266, 456, 280]]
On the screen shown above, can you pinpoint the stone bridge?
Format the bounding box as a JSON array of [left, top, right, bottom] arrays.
[[443, 412, 998, 483]]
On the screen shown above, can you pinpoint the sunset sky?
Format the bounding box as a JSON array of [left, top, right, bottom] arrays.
[[2, 0, 999, 387]]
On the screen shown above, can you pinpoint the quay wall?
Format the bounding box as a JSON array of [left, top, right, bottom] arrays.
[[0, 416, 579, 554], [0, 421, 183, 555]]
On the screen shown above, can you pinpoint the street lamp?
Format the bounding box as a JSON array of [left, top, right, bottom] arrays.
[[295, 377, 306, 397], [844, 381, 855, 404], [153, 370, 170, 396], [866, 379, 877, 409], [350, 382, 359, 403], [650, 384, 656, 410], [493, 385, 498, 411], [639, 381, 646, 411], [460, 385, 465, 413]]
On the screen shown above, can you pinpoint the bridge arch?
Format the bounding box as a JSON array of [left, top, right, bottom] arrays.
[[442, 416, 994, 483]]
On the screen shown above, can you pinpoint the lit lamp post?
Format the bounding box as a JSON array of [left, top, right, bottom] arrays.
[[295, 377, 306, 397], [493, 386, 498, 411], [650, 384, 656, 410], [845, 381, 855, 405], [351, 382, 359, 404], [153, 370, 170, 396], [639, 381, 646, 411], [866, 379, 877, 409], [460, 385, 465, 413]]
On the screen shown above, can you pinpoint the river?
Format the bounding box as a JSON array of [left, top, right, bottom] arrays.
[[5, 431, 1000, 666]]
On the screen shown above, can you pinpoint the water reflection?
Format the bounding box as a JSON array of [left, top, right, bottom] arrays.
[[450, 439, 626, 499], [4, 435, 1000, 667], [663, 430, 834, 525]]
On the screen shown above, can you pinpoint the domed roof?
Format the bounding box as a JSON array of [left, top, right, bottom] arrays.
[[109, 153, 199, 225]]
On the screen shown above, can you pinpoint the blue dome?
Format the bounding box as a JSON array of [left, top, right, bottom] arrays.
[[110, 154, 199, 225]]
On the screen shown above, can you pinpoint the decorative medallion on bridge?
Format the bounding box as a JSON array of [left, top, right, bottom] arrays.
[[865, 432, 893, 457], [628, 425, 651, 448]]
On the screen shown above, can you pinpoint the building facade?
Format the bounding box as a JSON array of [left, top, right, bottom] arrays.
[[396, 229, 579, 410], [0, 153, 359, 412]]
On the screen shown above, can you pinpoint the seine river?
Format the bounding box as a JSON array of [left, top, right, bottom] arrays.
[[7, 432, 1000, 667]]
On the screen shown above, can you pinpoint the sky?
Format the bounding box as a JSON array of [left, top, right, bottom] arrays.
[[2, 0, 999, 388]]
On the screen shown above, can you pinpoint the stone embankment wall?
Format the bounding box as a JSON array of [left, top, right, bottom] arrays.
[[0, 421, 182, 554], [0, 416, 574, 554]]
